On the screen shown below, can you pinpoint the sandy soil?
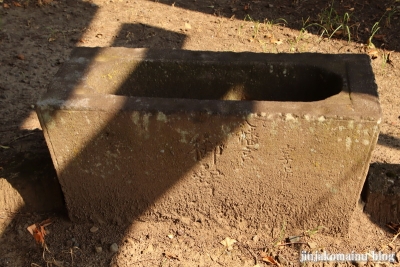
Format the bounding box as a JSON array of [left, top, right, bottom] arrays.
[[0, 0, 400, 266]]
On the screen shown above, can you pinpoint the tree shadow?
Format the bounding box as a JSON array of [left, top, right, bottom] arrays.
[[362, 163, 400, 225], [0, 0, 99, 214], [0, 1, 396, 265], [30, 20, 380, 265], [378, 133, 400, 150]]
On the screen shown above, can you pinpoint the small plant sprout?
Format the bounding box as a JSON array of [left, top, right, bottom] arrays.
[[367, 22, 380, 49], [304, 225, 325, 237]]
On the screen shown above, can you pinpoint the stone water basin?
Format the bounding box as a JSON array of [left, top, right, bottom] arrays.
[[37, 48, 381, 235]]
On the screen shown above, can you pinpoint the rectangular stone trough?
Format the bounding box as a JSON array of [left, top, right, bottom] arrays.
[[36, 48, 381, 235]]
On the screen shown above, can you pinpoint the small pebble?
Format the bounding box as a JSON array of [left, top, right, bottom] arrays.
[[277, 254, 287, 265], [252, 235, 259, 243], [90, 226, 99, 233], [18, 229, 24, 237], [95, 246, 102, 253], [110, 243, 119, 253]]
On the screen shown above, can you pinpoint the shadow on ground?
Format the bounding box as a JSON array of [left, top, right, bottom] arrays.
[[378, 133, 400, 150], [0, 0, 399, 265], [362, 163, 400, 224]]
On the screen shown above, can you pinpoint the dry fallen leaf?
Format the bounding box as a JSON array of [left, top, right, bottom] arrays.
[[308, 241, 317, 249], [220, 237, 237, 251], [262, 255, 280, 266], [373, 34, 386, 42], [12, 1, 22, 6], [3, 3, 10, 8], [16, 54, 25, 60], [333, 30, 343, 36], [367, 48, 379, 59], [163, 252, 180, 261], [27, 218, 52, 247]]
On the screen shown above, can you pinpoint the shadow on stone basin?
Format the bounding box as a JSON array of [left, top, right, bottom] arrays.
[[36, 46, 381, 236]]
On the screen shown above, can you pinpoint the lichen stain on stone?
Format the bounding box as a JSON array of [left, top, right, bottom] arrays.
[[221, 124, 232, 136], [106, 150, 118, 158], [142, 114, 151, 131], [176, 129, 189, 143], [270, 121, 278, 135], [304, 114, 311, 121], [285, 113, 297, 122], [362, 139, 370, 146], [130, 112, 151, 139], [348, 120, 354, 129], [42, 111, 56, 130], [156, 112, 168, 123], [362, 129, 370, 136], [346, 137, 352, 151], [84, 115, 91, 125], [131, 112, 140, 125]]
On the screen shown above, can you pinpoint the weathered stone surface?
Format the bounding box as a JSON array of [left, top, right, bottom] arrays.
[[36, 48, 381, 235]]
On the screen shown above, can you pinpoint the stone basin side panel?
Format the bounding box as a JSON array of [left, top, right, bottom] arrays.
[[38, 107, 379, 235]]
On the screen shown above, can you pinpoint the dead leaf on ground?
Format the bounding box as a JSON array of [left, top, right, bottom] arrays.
[[307, 241, 317, 249], [220, 237, 237, 251], [365, 47, 379, 59], [3, 3, 10, 8], [27, 218, 52, 247], [262, 255, 281, 266], [373, 34, 387, 42], [333, 30, 343, 36], [16, 54, 25, 60], [12, 1, 22, 7], [163, 252, 180, 261]]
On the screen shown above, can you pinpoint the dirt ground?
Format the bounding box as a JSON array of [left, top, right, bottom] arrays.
[[0, 0, 400, 266]]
